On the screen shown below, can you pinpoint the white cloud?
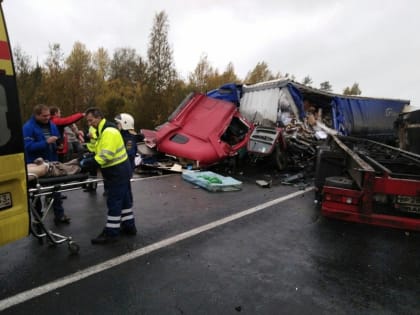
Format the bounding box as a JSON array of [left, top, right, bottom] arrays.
[[3, 0, 419, 104]]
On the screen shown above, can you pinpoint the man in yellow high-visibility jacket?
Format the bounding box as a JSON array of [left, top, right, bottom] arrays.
[[83, 107, 137, 244], [85, 125, 98, 152], [81, 125, 99, 192]]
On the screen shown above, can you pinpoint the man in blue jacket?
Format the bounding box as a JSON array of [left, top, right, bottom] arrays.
[[23, 104, 70, 225]]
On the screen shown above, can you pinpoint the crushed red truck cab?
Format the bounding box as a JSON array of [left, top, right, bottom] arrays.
[[152, 93, 254, 168]]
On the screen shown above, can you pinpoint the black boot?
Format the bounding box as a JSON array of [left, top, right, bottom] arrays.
[[91, 230, 119, 245], [121, 226, 137, 236], [54, 214, 71, 225]]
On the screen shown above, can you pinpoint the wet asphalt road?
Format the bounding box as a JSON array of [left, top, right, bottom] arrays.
[[0, 168, 419, 314]]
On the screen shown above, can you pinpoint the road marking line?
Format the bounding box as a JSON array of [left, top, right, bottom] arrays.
[[0, 186, 313, 311]]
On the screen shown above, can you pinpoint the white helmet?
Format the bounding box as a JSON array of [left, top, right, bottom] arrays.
[[115, 113, 135, 130]]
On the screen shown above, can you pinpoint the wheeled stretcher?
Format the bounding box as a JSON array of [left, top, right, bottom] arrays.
[[27, 172, 102, 253]]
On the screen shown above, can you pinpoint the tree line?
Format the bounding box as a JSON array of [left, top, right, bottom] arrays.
[[13, 11, 362, 131]]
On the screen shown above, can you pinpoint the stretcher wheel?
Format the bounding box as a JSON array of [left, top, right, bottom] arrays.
[[68, 241, 80, 254]]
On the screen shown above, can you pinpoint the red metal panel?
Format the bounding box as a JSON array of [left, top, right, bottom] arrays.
[[373, 176, 420, 196], [322, 183, 420, 231], [322, 201, 359, 212], [322, 205, 420, 231]]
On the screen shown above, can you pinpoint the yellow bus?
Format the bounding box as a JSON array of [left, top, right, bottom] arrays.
[[0, 1, 30, 246]]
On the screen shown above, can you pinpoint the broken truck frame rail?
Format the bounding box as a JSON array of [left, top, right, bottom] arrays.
[[317, 135, 420, 231]]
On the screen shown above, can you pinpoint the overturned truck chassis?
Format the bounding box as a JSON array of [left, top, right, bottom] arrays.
[[316, 135, 420, 231]]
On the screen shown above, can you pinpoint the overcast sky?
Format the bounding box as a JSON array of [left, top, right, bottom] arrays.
[[3, 0, 420, 105]]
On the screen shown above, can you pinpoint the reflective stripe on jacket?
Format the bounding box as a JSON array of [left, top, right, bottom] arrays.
[[93, 119, 128, 168]]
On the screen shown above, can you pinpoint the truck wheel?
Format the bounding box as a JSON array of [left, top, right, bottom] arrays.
[[68, 241, 80, 254], [324, 176, 354, 189], [272, 143, 287, 171]]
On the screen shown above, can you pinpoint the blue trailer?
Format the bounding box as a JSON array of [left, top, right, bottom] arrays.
[[207, 79, 410, 169], [209, 79, 409, 142]]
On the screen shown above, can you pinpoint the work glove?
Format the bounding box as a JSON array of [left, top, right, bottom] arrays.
[[79, 156, 99, 172], [78, 152, 95, 161]]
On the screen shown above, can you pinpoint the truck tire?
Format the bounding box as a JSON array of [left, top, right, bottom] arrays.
[[324, 176, 354, 189], [272, 143, 287, 171]]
